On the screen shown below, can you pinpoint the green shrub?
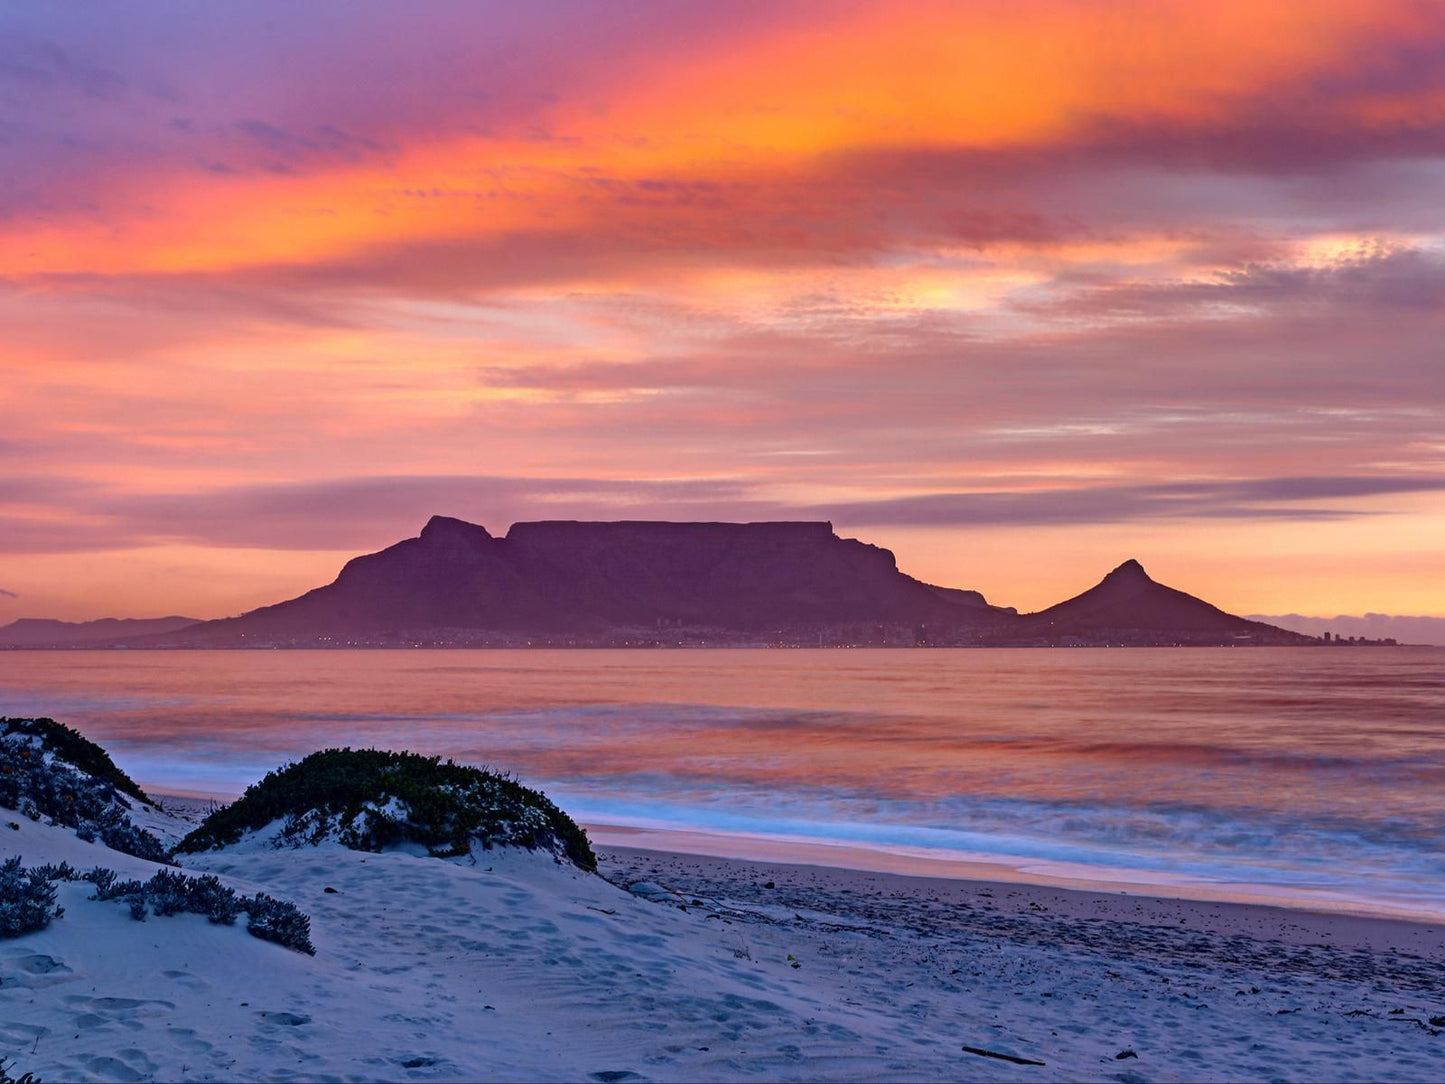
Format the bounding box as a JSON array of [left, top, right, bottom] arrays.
[[0, 856, 62, 938], [175, 747, 596, 872], [84, 867, 144, 901], [0, 720, 168, 863], [13, 861, 314, 954], [31, 861, 77, 882], [0, 718, 149, 803], [243, 891, 315, 955]]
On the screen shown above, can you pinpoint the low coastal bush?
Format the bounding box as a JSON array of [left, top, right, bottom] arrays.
[[243, 891, 315, 953], [0, 860, 315, 954], [0, 718, 169, 864], [175, 747, 596, 872], [0, 717, 149, 803], [0, 856, 62, 937]]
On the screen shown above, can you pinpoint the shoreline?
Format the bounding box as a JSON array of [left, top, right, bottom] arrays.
[[147, 797, 1445, 927], [586, 822, 1445, 927]]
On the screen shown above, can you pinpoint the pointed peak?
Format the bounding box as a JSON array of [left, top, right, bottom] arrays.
[[1103, 558, 1152, 583], [419, 515, 491, 542]]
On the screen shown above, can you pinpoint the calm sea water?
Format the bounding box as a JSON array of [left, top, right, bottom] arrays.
[[2, 648, 1442, 916]]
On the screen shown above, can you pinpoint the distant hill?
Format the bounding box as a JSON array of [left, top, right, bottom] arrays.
[[166, 517, 1013, 647], [1019, 559, 1311, 646], [0, 616, 199, 648]]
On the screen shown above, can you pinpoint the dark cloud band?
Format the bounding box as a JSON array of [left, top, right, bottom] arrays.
[[3, 472, 1441, 555]]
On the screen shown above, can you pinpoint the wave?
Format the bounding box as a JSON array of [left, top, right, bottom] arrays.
[[550, 783, 1445, 912]]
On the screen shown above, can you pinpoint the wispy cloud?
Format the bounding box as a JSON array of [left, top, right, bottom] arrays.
[[3, 1, 1445, 616], [818, 476, 1445, 528], [3, 472, 1442, 557]]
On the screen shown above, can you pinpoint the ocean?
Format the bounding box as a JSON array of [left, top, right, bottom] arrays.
[[2, 647, 1442, 918]]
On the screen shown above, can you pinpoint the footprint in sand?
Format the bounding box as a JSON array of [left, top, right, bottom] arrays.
[[1, 953, 74, 990], [82, 1049, 159, 1083], [0, 1023, 47, 1047], [256, 1010, 312, 1026], [4, 953, 70, 975], [82, 1056, 143, 1082], [396, 1054, 443, 1069], [65, 995, 176, 1012], [161, 968, 210, 992], [165, 1025, 214, 1055]]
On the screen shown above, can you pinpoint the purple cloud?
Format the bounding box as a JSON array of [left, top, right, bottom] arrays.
[[4, 471, 1442, 557], [818, 476, 1445, 529]]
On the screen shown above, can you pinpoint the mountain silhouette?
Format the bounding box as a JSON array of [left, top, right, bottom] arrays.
[[19, 521, 1318, 649], [1021, 559, 1310, 644], [0, 616, 199, 648], [172, 517, 1013, 646]]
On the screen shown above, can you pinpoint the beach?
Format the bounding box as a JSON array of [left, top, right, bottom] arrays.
[[4, 799, 1443, 1083], [596, 847, 1445, 1080]]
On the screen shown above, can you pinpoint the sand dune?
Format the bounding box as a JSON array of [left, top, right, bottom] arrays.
[[2, 804, 1444, 1082]]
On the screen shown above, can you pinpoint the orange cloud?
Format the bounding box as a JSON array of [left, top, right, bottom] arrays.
[[5, 0, 1440, 283], [5, 1, 1445, 619]]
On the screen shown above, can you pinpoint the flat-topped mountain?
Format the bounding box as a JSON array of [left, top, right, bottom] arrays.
[[1019, 559, 1311, 645], [14, 520, 1320, 648], [0, 615, 199, 648], [171, 517, 1014, 646]]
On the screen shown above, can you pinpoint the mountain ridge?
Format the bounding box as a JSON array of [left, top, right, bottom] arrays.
[[4, 518, 1325, 648], [141, 517, 1310, 648], [171, 518, 1014, 646], [0, 616, 200, 648]]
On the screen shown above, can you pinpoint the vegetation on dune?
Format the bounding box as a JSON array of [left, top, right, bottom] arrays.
[[0, 856, 62, 938], [0, 717, 150, 804], [1, 859, 315, 954], [0, 720, 315, 954], [0, 719, 169, 863], [175, 748, 597, 872]]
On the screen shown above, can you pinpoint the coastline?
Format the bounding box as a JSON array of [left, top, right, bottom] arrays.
[[586, 823, 1445, 926], [152, 795, 1445, 946], [148, 796, 1445, 931], [142, 798, 1445, 927]]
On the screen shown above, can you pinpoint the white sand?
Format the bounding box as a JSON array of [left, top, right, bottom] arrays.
[[3, 803, 1444, 1082]]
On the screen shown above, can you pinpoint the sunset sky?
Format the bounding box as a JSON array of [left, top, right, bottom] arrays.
[[3, 0, 1443, 622]]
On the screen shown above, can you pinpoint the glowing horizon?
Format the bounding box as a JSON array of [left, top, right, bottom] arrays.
[[3, 0, 1444, 622]]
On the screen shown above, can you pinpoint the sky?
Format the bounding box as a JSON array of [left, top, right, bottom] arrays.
[[2, 0, 1444, 622]]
